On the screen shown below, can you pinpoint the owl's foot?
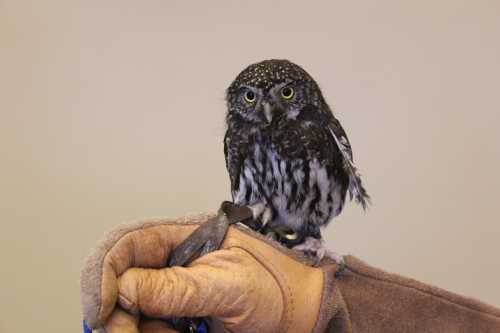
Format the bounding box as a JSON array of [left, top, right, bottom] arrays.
[[237, 203, 273, 231], [293, 237, 345, 274]]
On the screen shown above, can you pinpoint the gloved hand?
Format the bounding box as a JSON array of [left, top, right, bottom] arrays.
[[80, 214, 339, 333]]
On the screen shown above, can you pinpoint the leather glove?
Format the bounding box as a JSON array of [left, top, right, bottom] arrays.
[[80, 213, 339, 333]]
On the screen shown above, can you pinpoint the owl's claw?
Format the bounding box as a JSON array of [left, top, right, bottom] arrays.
[[264, 231, 278, 241], [293, 237, 345, 275], [238, 203, 273, 231], [247, 203, 273, 226]]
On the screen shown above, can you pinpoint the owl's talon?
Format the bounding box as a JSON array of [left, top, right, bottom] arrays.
[[334, 260, 346, 277], [245, 203, 273, 229], [265, 231, 277, 241], [293, 237, 345, 272], [248, 203, 266, 220]]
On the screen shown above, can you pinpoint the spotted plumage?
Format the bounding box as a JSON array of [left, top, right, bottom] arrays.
[[224, 59, 369, 256]]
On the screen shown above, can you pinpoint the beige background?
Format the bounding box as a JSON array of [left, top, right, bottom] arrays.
[[1, 1, 500, 332]]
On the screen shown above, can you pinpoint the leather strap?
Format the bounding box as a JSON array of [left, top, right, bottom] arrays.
[[220, 201, 253, 224], [167, 201, 253, 333], [167, 202, 252, 267]]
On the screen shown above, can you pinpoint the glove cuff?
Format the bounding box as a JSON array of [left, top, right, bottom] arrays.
[[314, 256, 500, 333]]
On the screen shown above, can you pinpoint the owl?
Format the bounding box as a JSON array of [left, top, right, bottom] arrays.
[[224, 59, 369, 264]]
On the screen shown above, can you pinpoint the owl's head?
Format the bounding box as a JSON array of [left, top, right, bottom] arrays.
[[226, 59, 326, 125]]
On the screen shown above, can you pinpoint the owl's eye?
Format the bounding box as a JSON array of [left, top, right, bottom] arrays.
[[280, 86, 295, 100], [243, 90, 256, 103]]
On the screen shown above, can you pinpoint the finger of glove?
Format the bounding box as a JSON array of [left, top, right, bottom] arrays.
[[117, 265, 225, 319], [93, 222, 204, 325], [139, 319, 179, 333], [104, 308, 139, 333]]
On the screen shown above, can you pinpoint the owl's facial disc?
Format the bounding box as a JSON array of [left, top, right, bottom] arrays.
[[227, 60, 322, 124], [242, 82, 299, 124]]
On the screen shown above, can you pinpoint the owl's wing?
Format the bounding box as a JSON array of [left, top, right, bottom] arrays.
[[328, 116, 370, 209]]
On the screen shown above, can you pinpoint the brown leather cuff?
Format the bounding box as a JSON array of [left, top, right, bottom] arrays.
[[315, 256, 500, 333]]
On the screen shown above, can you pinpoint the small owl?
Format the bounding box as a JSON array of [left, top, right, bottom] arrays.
[[224, 59, 369, 264]]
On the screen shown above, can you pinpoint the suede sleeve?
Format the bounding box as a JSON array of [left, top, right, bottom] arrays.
[[321, 256, 500, 333]]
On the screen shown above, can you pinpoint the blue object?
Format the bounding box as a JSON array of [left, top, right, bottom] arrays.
[[197, 320, 209, 333], [83, 320, 92, 333]]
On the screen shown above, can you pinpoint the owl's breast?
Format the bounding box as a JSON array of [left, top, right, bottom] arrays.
[[232, 140, 292, 202], [241, 143, 283, 200], [233, 139, 346, 225]]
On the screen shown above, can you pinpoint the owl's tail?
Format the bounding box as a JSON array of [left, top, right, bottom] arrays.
[[345, 161, 370, 210]]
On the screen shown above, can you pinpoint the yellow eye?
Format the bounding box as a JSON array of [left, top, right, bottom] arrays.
[[280, 86, 295, 100], [243, 90, 256, 103]]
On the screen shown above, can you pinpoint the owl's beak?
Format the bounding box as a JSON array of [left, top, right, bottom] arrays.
[[262, 102, 273, 123]]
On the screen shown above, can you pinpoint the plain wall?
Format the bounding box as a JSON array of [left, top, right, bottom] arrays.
[[1, 1, 499, 332]]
